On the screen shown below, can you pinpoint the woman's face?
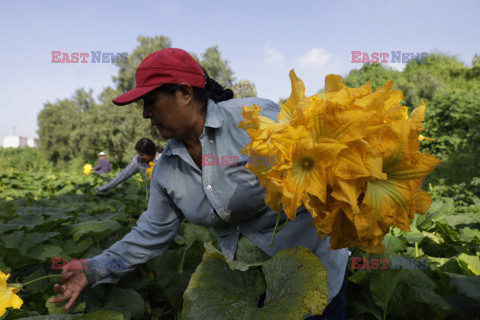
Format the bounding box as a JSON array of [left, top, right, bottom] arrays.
[[137, 151, 154, 163], [142, 84, 198, 140]]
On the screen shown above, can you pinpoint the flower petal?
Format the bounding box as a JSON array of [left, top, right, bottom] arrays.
[[278, 70, 309, 124], [324, 74, 346, 93]]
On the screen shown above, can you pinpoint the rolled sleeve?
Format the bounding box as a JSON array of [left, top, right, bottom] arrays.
[[84, 170, 184, 286]]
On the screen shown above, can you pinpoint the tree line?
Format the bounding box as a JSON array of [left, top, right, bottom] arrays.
[[341, 54, 480, 188]]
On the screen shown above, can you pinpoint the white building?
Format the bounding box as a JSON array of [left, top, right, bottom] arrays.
[[2, 135, 35, 148]]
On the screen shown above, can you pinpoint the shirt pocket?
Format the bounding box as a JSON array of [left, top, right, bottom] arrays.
[[223, 163, 270, 223]]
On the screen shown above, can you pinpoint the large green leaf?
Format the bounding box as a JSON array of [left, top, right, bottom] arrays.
[[456, 253, 480, 275], [350, 289, 382, 320], [449, 273, 480, 302], [149, 240, 205, 309], [458, 227, 480, 244], [402, 225, 424, 243], [8, 215, 45, 227], [367, 267, 454, 319], [370, 269, 407, 318], [1, 231, 24, 248], [382, 234, 407, 253], [183, 223, 215, 247], [23, 268, 47, 294], [20, 232, 59, 255], [45, 296, 86, 315], [57, 238, 94, 257], [415, 199, 454, 229], [103, 287, 145, 320], [26, 245, 65, 261], [387, 269, 453, 319], [65, 220, 121, 242], [438, 213, 480, 227], [234, 236, 270, 266], [181, 247, 328, 320]]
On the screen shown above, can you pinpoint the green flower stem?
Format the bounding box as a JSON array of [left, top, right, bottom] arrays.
[[269, 212, 290, 247], [22, 274, 62, 287], [269, 212, 281, 247], [277, 218, 289, 232], [415, 241, 419, 258]]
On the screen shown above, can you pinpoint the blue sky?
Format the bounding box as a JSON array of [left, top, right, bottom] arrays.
[[1, 0, 479, 143]]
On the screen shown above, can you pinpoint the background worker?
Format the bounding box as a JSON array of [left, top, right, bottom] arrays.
[[94, 138, 163, 194], [93, 151, 112, 174]]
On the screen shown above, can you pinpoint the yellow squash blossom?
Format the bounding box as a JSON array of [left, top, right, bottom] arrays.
[[83, 163, 92, 175], [0, 271, 23, 316], [239, 70, 441, 253], [145, 161, 155, 180]]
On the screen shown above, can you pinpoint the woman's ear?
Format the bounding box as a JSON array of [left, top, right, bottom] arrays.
[[176, 83, 194, 104]]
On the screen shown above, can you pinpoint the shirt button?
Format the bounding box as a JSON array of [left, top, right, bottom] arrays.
[[209, 140, 214, 144], [206, 185, 212, 190]]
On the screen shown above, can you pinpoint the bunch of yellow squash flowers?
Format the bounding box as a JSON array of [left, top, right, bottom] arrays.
[[239, 70, 441, 253]]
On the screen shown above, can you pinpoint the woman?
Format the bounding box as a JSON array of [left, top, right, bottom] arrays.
[[94, 138, 163, 194], [51, 48, 349, 319]]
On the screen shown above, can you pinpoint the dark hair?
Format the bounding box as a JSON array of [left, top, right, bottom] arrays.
[[135, 138, 157, 156], [156, 69, 233, 103]]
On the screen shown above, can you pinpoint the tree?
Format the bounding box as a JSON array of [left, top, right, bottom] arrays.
[[473, 54, 480, 66], [233, 80, 257, 98], [343, 63, 399, 89], [37, 89, 93, 165], [199, 46, 235, 88], [112, 36, 172, 92]]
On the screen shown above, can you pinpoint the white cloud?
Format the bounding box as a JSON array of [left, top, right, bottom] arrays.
[[264, 44, 284, 65], [386, 63, 407, 72], [298, 48, 331, 69]]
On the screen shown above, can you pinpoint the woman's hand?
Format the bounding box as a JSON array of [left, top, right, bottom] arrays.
[[49, 262, 89, 310]]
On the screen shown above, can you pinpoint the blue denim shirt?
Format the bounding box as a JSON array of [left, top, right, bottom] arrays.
[[85, 97, 349, 305]]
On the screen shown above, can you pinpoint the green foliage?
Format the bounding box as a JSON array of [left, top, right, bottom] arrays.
[[181, 247, 328, 320], [197, 45, 235, 88], [233, 80, 257, 99], [343, 63, 399, 89], [113, 36, 172, 92], [343, 52, 480, 192], [0, 148, 51, 172], [347, 188, 480, 320], [2, 152, 480, 319]]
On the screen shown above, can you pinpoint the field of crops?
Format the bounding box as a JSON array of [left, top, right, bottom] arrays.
[[0, 148, 479, 320]]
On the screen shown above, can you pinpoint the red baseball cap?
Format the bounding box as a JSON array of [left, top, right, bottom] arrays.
[[112, 48, 206, 106]]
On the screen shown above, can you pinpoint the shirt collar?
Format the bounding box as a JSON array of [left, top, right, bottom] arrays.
[[204, 99, 224, 129], [162, 99, 224, 157]]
